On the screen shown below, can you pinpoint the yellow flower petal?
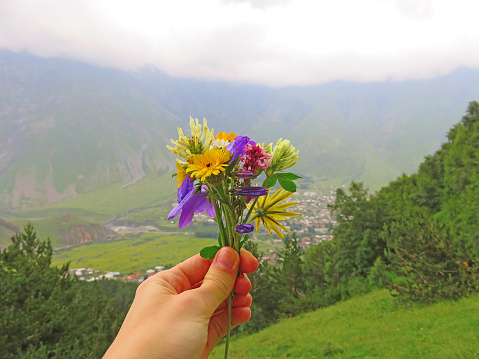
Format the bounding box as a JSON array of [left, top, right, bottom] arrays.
[[217, 132, 237, 142], [176, 162, 186, 188], [167, 117, 214, 158]]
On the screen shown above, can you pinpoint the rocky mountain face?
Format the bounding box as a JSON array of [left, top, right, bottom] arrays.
[[1, 50, 479, 210]]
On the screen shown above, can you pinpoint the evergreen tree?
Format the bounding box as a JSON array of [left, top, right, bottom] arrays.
[[329, 182, 388, 278], [271, 233, 306, 317], [239, 240, 279, 333], [0, 224, 133, 358]]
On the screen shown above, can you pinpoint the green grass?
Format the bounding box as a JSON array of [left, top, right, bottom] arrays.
[[52, 232, 216, 273], [0, 226, 16, 248], [211, 290, 479, 358], [6, 215, 117, 248], [6, 217, 65, 247]]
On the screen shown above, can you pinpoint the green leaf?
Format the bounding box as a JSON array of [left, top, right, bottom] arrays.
[[263, 175, 278, 188], [250, 168, 264, 181], [200, 246, 221, 260], [208, 193, 221, 201], [225, 156, 241, 174], [278, 178, 297, 192], [276, 172, 302, 181]]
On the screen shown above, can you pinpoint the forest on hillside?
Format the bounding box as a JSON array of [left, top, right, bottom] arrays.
[[1, 101, 478, 357], [243, 101, 479, 334]]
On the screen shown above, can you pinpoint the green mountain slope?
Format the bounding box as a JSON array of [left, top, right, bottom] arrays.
[[2, 50, 479, 212], [1, 214, 119, 248], [138, 68, 479, 187], [51, 233, 216, 273], [0, 52, 179, 210], [15, 173, 177, 222], [211, 290, 478, 359], [0, 218, 19, 248]]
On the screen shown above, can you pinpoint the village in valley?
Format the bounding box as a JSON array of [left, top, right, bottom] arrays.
[[259, 185, 341, 265], [69, 184, 345, 283]]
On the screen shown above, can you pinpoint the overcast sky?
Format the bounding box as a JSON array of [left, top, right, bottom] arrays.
[[1, 0, 478, 87]]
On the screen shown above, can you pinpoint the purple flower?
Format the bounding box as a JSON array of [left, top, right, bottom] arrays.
[[233, 186, 268, 197], [235, 223, 254, 233], [177, 176, 194, 202], [168, 180, 215, 228], [226, 136, 250, 162], [232, 170, 254, 179]]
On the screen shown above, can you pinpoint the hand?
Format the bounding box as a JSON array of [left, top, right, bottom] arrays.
[[103, 247, 259, 359]]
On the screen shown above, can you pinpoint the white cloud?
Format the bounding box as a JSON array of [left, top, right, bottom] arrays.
[[222, 0, 296, 10], [0, 0, 479, 86], [395, 0, 435, 20]]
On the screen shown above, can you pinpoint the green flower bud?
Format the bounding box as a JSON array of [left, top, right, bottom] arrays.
[[271, 139, 299, 171]]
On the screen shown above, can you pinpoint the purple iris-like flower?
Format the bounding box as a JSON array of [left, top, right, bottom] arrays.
[[226, 136, 250, 162], [235, 223, 254, 233], [168, 179, 215, 228], [232, 170, 254, 179], [233, 186, 268, 197], [177, 176, 194, 202]]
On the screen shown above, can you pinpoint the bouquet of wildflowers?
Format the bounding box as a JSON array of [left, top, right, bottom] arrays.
[[167, 118, 301, 357]]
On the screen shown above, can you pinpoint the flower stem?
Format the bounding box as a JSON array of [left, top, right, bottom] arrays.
[[243, 196, 260, 223], [224, 291, 233, 359]]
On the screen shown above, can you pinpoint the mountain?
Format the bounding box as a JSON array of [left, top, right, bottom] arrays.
[[1, 50, 479, 210], [0, 51, 179, 210], [136, 67, 479, 185]]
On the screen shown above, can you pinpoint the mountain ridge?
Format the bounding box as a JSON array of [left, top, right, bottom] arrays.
[[1, 50, 479, 210]]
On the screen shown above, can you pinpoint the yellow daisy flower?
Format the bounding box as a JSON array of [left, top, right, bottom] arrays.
[[167, 117, 214, 160], [186, 148, 231, 182], [249, 188, 301, 239]]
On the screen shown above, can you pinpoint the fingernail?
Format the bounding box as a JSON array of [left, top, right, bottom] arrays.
[[214, 247, 237, 271]]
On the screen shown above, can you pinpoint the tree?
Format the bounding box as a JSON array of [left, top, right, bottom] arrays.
[[384, 213, 478, 302], [302, 240, 339, 292], [239, 239, 278, 333], [329, 182, 388, 278], [0, 224, 132, 358], [268, 233, 306, 317]]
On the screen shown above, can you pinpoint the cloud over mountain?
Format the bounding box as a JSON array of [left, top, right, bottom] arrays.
[[1, 0, 479, 86]]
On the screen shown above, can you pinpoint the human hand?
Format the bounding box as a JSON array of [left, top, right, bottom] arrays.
[[103, 247, 259, 359]]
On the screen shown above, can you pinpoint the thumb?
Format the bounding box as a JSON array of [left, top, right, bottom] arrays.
[[196, 247, 240, 312]]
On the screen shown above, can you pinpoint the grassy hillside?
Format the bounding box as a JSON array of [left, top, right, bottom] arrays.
[[9, 173, 177, 222], [1, 215, 119, 249], [51, 232, 217, 273], [0, 218, 19, 248], [211, 290, 478, 358]]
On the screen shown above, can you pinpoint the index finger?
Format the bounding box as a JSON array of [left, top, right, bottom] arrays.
[[164, 248, 258, 294], [169, 253, 212, 289]]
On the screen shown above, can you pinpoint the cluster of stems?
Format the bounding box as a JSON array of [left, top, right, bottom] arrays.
[[205, 176, 260, 359]]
